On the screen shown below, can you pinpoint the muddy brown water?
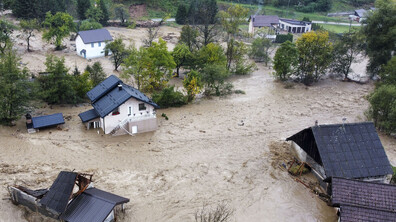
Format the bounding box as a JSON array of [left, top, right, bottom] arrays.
[[0, 24, 395, 222]]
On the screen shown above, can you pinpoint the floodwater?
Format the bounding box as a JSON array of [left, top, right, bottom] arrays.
[[0, 23, 395, 222]]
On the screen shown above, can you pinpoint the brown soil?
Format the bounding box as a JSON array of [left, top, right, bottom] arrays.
[[129, 3, 148, 19]]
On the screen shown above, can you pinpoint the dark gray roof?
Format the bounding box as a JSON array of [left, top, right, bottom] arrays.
[[331, 177, 396, 222], [39, 171, 78, 214], [88, 75, 159, 118], [339, 205, 396, 222], [78, 109, 99, 123], [287, 122, 393, 179], [77, 29, 113, 44], [60, 188, 129, 222], [32, 113, 65, 129], [250, 15, 279, 27], [280, 18, 311, 26], [87, 75, 121, 103], [355, 9, 367, 18]]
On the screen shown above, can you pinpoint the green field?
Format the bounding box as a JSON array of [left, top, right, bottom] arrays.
[[319, 24, 361, 33]]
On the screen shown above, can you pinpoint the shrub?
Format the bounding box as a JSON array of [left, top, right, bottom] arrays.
[[368, 84, 396, 133], [275, 34, 293, 43], [152, 86, 187, 108]]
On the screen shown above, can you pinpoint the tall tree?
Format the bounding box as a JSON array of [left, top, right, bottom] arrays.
[[176, 4, 187, 25], [98, 0, 109, 25], [171, 43, 192, 77], [122, 46, 146, 90], [273, 41, 298, 81], [295, 31, 333, 85], [87, 62, 106, 86], [362, 0, 396, 76], [11, 0, 37, 19], [0, 45, 30, 124], [249, 37, 272, 65], [85, 7, 103, 23], [20, 19, 41, 52], [42, 12, 75, 50], [183, 70, 203, 102], [104, 38, 128, 71], [368, 84, 396, 133], [330, 32, 363, 80], [380, 57, 396, 85], [78, 19, 103, 31], [179, 25, 199, 52], [113, 3, 130, 25], [219, 4, 250, 71], [77, 0, 91, 20], [0, 20, 15, 54]]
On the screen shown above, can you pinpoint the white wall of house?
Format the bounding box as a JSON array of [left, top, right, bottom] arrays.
[[248, 20, 254, 34], [279, 21, 311, 33], [76, 35, 108, 59], [102, 97, 156, 134]]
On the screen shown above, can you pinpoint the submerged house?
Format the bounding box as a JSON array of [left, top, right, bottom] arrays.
[[286, 122, 393, 188], [248, 15, 279, 36], [25, 113, 65, 133], [279, 18, 311, 33], [8, 171, 129, 221], [79, 75, 159, 136], [76, 28, 113, 59], [330, 177, 396, 221]]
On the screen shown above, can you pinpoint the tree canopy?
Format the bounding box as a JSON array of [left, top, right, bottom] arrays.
[[42, 12, 75, 50]]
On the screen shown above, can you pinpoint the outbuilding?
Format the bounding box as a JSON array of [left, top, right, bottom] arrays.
[[279, 18, 311, 33], [286, 122, 394, 188], [248, 15, 279, 35], [75, 28, 113, 59]]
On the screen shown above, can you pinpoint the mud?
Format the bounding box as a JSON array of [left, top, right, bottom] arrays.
[[0, 24, 395, 222]]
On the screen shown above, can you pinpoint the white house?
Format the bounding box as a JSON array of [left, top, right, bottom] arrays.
[[248, 15, 279, 35], [75, 29, 113, 59], [79, 75, 159, 136], [279, 19, 311, 33]]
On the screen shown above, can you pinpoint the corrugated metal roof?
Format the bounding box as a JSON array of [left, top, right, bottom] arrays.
[[88, 75, 159, 118], [60, 188, 129, 222], [87, 75, 121, 103], [287, 122, 393, 179], [78, 109, 100, 123], [77, 29, 113, 44], [32, 113, 65, 129], [331, 177, 396, 221], [250, 15, 279, 27], [39, 171, 77, 215]]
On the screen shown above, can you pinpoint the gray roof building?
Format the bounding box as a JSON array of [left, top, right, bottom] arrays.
[[77, 29, 113, 44], [287, 122, 393, 180], [331, 177, 396, 221], [249, 15, 279, 27]]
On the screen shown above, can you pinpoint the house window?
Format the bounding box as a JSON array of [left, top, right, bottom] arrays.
[[139, 103, 146, 111], [128, 106, 132, 116], [112, 107, 120, 115], [98, 42, 102, 47], [91, 43, 94, 48]]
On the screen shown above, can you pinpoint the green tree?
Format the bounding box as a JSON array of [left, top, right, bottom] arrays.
[[330, 32, 363, 80], [0, 45, 30, 124], [273, 41, 298, 81], [20, 19, 41, 52], [171, 43, 192, 77], [219, 4, 250, 71], [295, 31, 333, 85], [86, 62, 106, 86], [0, 20, 16, 54], [38, 55, 78, 104], [380, 57, 396, 85], [42, 12, 75, 50], [249, 37, 272, 65], [77, 0, 91, 20], [74, 71, 93, 100], [201, 64, 230, 96], [362, 0, 396, 76], [152, 86, 187, 108], [98, 0, 109, 25], [183, 70, 203, 102], [122, 45, 146, 90], [179, 25, 199, 52], [105, 38, 128, 71], [368, 84, 396, 133], [113, 3, 130, 25], [176, 4, 188, 25], [197, 43, 227, 69], [85, 7, 103, 23], [78, 19, 103, 31], [11, 0, 37, 19]]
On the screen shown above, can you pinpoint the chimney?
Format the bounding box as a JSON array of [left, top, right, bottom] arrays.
[[315, 120, 318, 126], [118, 84, 122, 90]]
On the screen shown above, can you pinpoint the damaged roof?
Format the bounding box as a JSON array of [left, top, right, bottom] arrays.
[[77, 29, 113, 44], [60, 188, 129, 222], [32, 113, 65, 129], [78, 109, 100, 123], [85, 75, 159, 118], [39, 171, 78, 215], [287, 122, 393, 179], [249, 15, 279, 27], [331, 177, 396, 221]]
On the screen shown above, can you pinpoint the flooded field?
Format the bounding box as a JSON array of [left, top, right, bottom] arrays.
[[0, 24, 395, 222]]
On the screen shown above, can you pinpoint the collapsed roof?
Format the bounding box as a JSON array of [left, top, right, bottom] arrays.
[[287, 122, 393, 180]]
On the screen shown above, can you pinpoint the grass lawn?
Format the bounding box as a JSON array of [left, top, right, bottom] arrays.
[[320, 24, 361, 33]]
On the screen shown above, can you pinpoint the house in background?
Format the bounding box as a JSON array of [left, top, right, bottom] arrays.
[[79, 75, 159, 136], [286, 122, 393, 188], [248, 15, 279, 37], [330, 177, 396, 221], [279, 19, 311, 33], [75, 28, 113, 59]]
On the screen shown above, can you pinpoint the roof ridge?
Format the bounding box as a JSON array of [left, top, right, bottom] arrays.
[[341, 204, 396, 214], [333, 177, 396, 189]]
